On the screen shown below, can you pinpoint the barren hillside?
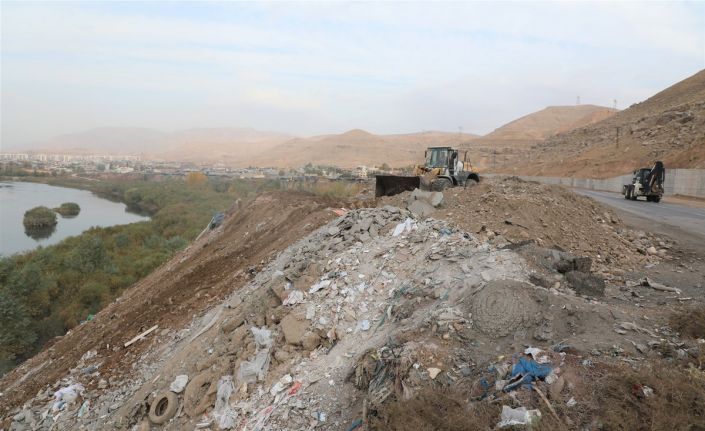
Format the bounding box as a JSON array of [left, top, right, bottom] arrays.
[[496, 69, 705, 177], [247, 129, 479, 168]]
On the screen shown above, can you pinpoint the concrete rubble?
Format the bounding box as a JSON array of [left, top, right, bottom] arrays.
[[5, 199, 701, 430]]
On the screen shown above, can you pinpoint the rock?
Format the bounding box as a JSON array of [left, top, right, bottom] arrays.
[[221, 315, 245, 333], [302, 332, 321, 350], [647, 246, 657, 255], [427, 368, 442, 379], [407, 199, 436, 218], [274, 350, 291, 362], [549, 376, 565, 400], [98, 379, 108, 389], [565, 271, 605, 297], [281, 313, 308, 345], [169, 375, 189, 393]]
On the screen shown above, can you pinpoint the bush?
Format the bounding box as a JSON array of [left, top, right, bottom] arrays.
[[55, 202, 80, 216], [23, 206, 57, 228]]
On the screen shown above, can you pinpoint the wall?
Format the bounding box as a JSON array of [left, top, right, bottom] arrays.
[[487, 169, 705, 198]]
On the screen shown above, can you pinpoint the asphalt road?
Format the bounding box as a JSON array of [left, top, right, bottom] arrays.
[[574, 189, 705, 239]]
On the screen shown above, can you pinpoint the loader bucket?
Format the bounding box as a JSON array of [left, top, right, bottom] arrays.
[[375, 175, 421, 197]]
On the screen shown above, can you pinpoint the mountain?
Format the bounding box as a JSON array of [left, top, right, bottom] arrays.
[[482, 105, 617, 142], [246, 129, 479, 168], [501, 69, 705, 177]]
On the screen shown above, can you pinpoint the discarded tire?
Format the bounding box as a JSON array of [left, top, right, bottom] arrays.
[[184, 372, 216, 417], [148, 391, 178, 425]]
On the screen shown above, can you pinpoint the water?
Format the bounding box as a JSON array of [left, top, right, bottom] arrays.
[[0, 182, 149, 256]]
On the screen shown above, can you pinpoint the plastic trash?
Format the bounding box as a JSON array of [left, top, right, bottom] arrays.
[[270, 374, 293, 396], [356, 320, 370, 331], [52, 383, 85, 412], [237, 327, 273, 383], [309, 279, 332, 293], [212, 375, 237, 429], [169, 375, 189, 393], [209, 213, 225, 229], [283, 290, 305, 306], [504, 357, 552, 391], [497, 405, 541, 428], [77, 400, 90, 417]]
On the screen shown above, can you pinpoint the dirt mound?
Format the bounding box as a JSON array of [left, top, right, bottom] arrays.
[[378, 176, 671, 274], [3, 183, 700, 431], [494, 69, 705, 177], [0, 191, 342, 422]]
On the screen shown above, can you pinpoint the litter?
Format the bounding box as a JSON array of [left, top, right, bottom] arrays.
[[497, 405, 541, 428], [209, 212, 225, 229], [641, 277, 681, 294], [566, 397, 577, 407], [392, 218, 415, 237], [52, 383, 85, 412], [309, 279, 332, 294], [504, 357, 552, 391], [270, 374, 293, 396], [311, 411, 327, 422], [169, 375, 189, 393], [77, 400, 90, 417], [238, 327, 272, 383], [524, 347, 551, 364], [283, 290, 305, 306], [356, 320, 370, 332], [212, 375, 237, 429]]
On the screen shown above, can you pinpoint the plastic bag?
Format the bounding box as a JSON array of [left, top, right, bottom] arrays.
[[212, 375, 237, 429], [237, 327, 272, 383]]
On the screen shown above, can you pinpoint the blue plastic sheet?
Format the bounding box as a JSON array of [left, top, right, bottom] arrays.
[[503, 357, 552, 391]]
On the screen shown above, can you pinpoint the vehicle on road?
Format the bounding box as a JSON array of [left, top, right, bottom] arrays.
[[623, 161, 665, 202], [375, 146, 480, 197]]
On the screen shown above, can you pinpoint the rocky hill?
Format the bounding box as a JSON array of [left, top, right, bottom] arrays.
[[247, 129, 479, 169], [496, 69, 705, 177]]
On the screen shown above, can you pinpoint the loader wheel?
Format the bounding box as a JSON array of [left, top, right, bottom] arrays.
[[630, 187, 637, 201], [431, 178, 452, 192], [652, 196, 661, 203], [148, 391, 178, 425]]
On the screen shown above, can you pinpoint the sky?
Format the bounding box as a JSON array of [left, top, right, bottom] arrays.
[[1, 1, 704, 147]]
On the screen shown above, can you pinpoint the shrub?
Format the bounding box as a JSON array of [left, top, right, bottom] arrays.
[[23, 206, 57, 228], [55, 202, 80, 216]]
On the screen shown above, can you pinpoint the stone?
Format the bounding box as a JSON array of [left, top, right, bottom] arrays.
[[407, 199, 436, 218], [427, 368, 442, 379], [274, 350, 291, 362], [169, 375, 189, 393], [221, 315, 245, 333], [646, 246, 657, 255], [565, 271, 605, 297], [302, 332, 321, 350], [98, 379, 108, 389], [281, 313, 308, 345]]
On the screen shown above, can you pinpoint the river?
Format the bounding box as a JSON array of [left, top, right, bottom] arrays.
[[0, 181, 149, 256]]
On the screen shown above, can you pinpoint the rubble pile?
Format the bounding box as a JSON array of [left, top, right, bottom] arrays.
[[3, 190, 699, 431]]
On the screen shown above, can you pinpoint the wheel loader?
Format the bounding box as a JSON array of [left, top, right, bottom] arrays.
[[622, 161, 665, 202], [375, 146, 480, 197]]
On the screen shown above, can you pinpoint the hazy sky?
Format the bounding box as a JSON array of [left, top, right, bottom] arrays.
[[2, 1, 704, 147]]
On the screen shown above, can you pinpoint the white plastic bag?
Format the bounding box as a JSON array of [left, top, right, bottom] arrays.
[[212, 375, 237, 429]]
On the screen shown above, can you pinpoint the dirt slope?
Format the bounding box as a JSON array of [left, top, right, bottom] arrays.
[[6, 178, 705, 431], [496, 69, 705, 177], [0, 191, 341, 421], [247, 129, 479, 169]]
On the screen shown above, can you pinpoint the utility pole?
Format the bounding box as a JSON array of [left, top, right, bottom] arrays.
[[576, 96, 581, 105], [613, 99, 618, 109], [616, 126, 620, 147]]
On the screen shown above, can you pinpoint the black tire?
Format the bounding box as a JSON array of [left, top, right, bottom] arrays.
[[652, 196, 661, 203], [646, 196, 653, 202], [624, 189, 630, 200], [431, 178, 452, 192], [630, 187, 637, 201], [148, 391, 178, 425]]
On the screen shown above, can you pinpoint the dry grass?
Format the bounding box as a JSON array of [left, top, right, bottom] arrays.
[[371, 357, 705, 431], [670, 306, 705, 339]]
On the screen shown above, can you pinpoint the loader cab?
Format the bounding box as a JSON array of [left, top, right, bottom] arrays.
[[425, 147, 451, 168], [633, 168, 651, 186]]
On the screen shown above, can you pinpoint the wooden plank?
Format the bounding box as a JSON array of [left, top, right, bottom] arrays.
[[124, 325, 158, 347]]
